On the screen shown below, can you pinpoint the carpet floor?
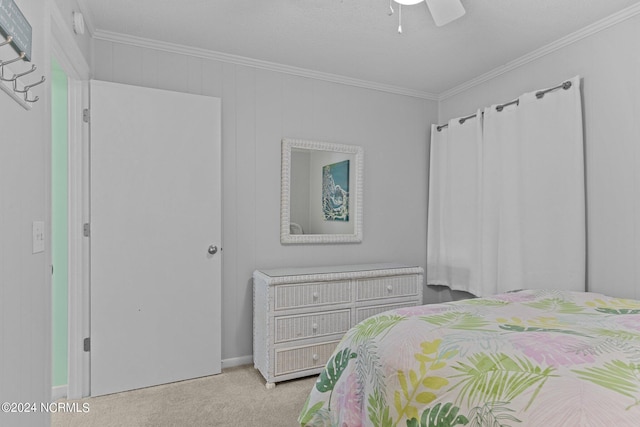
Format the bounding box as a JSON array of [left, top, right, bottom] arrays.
[[52, 365, 317, 427]]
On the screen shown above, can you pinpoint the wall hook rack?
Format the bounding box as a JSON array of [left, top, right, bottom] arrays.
[[0, 0, 45, 110]]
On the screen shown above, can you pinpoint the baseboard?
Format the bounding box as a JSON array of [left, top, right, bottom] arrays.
[[52, 385, 68, 401], [222, 355, 253, 369], [55, 358, 252, 399]]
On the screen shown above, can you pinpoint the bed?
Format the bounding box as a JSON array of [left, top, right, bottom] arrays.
[[298, 290, 640, 426]]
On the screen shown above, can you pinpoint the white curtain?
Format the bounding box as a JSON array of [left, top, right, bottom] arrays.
[[427, 110, 483, 295], [427, 76, 585, 296]]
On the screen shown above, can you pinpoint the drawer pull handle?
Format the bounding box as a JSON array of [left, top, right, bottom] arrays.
[[387, 285, 393, 292], [312, 354, 319, 361], [312, 292, 319, 299]]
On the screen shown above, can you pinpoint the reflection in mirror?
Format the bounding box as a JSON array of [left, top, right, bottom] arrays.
[[281, 139, 363, 244], [291, 148, 354, 235]]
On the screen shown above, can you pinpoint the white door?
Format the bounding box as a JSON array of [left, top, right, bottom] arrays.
[[89, 80, 221, 396]]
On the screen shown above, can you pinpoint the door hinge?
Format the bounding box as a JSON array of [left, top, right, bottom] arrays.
[[83, 337, 90, 352], [83, 108, 90, 123], [83, 223, 90, 237]]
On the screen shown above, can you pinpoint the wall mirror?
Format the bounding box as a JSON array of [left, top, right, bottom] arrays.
[[281, 138, 363, 244]]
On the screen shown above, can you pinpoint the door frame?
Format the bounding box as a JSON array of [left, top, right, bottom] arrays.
[[51, 3, 91, 400]]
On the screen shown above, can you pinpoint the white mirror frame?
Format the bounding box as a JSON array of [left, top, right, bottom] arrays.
[[281, 138, 364, 244]]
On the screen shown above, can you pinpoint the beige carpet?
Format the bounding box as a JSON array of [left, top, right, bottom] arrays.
[[52, 365, 317, 427]]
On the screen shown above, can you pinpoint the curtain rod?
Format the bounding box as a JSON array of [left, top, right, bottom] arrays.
[[436, 80, 572, 132]]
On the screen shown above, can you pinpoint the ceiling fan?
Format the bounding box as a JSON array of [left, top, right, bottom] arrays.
[[390, 0, 466, 33]]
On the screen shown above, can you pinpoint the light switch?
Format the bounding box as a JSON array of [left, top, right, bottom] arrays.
[[33, 221, 45, 254]]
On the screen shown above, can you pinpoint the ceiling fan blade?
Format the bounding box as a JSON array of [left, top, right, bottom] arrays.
[[425, 0, 465, 26]]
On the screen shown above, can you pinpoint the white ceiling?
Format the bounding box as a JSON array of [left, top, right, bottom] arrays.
[[78, 0, 640, 97]]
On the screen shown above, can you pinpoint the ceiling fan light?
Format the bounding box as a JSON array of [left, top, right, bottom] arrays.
[[394, 0, 423, 6], [425, 0, 465, 26]]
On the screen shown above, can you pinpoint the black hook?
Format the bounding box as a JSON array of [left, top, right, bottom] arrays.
[[0, 51, 26, 67], [0, 63, 36, 82], [21, 76, 46, 103], [0, 35, 12, 48]]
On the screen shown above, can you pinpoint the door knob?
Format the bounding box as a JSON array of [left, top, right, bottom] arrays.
[[208, 245, 218, 255]]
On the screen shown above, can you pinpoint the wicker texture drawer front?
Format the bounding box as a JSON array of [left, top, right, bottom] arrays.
[[356, 275, 419, 301], [355, 302, 419, 323], [254, 264, 423, 385], [274, 281, 351, 310], [274, 310, 351, 343], [275, 341, 341, 376]]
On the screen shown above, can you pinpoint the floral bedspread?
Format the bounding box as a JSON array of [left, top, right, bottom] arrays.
[[299, 290, 640, 426]]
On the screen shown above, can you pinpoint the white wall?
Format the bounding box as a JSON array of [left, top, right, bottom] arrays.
[[91, 38, 437, 362], [290, 149, 311, 233], [438, 13, 640, 301], [0, 0, 51, 426]]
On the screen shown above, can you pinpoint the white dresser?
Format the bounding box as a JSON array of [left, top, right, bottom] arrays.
[[253, 263, 423, 387]]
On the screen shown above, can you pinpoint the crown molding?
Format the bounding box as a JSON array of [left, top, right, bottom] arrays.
[[85, 2, 640, 102], [92, 29, 439, 101], [439, 2, 640, 100]]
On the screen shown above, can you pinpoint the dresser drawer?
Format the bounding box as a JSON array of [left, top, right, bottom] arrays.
[[274, 310, 351, 343], [274, 281, 351, 311], [254, 264, 423, 385], [355, 301, 419, 324], [275, 341, 341, 376], [356, 275, 419, 301]]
